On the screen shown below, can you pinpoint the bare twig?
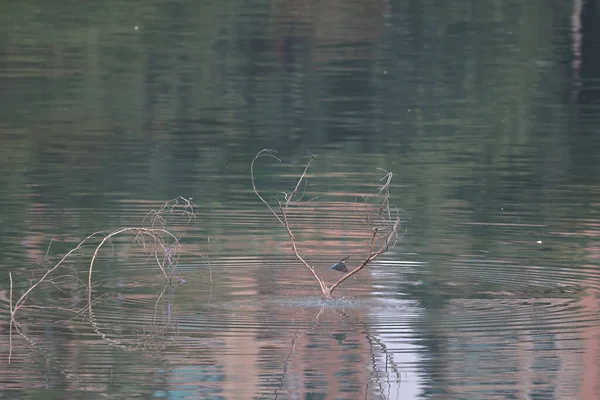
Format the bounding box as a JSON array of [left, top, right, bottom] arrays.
[[327, 214, 400, 296], [8, 197, 201, 362], [251, 150, 402, 297], [207, 236, 212, 284], [11, 231, 105, 318], [252, 149, 327, 294], [144, 196, 198, 228], [326, 171, 400, 295], [30, 236, 55, 286], [86, 227, 181, 306], [9, 272, 13, 317], [278, 200, 328, 294], [9, 272, 13, 364], [251, 149, 284, 225]]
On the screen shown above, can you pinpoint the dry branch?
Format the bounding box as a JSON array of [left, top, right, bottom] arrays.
[[8, 197, 198, 363], [251, 149, 401, 297]]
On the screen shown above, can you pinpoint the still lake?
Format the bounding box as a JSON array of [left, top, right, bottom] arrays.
[[2, 0, 600, 399]]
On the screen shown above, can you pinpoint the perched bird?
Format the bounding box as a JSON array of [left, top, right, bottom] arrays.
[[329, 256, 350, 273]]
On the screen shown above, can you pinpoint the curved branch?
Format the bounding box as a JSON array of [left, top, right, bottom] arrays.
[[326, 170, 401, 296], [87, 227, 180, 306], [252, 150, 327, 295], [279, 201, 327, 294], [11, 231, 106, 316], [327, 216, 400, 295], [251, 149, 284, 225], [251, 150, 401, 298]]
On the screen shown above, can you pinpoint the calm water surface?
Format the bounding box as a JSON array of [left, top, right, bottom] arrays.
[[2, 0, 600, 399]]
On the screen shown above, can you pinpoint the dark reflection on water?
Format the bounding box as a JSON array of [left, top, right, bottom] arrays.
[[2, 0, 600, 398]]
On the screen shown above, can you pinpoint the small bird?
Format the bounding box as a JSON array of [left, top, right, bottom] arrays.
[[329, 256, 350, 273]]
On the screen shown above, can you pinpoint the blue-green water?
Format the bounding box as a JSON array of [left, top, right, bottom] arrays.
[[2, 1, 600, 399]]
